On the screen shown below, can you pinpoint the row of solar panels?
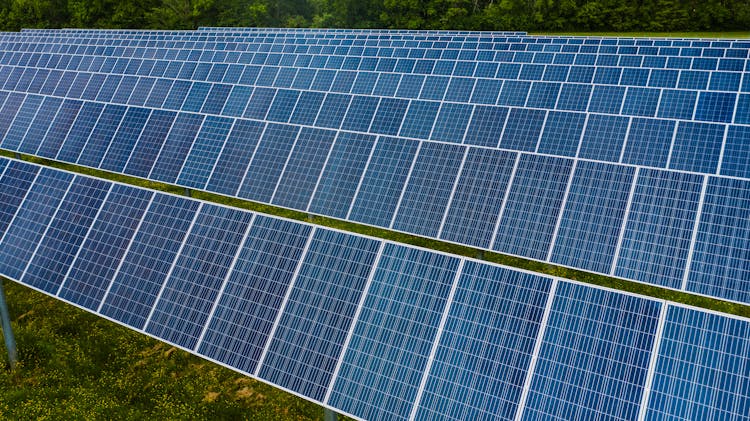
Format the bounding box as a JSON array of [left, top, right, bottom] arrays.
[[19, 27, 750, 47], [0, 58, 747, 179], [0, 84, 748, 307], [7, 34, 750, 67], [1, 156, 747, 421]]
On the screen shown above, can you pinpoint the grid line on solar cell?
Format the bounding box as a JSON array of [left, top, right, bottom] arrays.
[[636, 301, 668, 421]]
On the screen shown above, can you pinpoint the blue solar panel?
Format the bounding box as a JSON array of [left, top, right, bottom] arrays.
[[145, 203, 253, 349], [175, 115, 234, 189], [272, 127, 336, 210], [36, 99, 83, 159], [578, 114, 629, 162], [328, 243, 459, 420], [0, 160, 39, 239], [463, 105, 507, 148], [198, 216, 312, 374], [646, 306, 750, 420], [551, 161, 635, 273], [76, 104, 127, 168], [687, 177, 750, 303], [0, 93, 24, 141], [536, 111, 585, 157], [17, 96, 61, 155], [415, 262, 552, 421], [205, 119, 265, 196], [669, 122, 725, 174], [123, 109, 176, 178], [99, 194, 199, 329], [621, 118, 675, 168], [58, 184, 152, 310], [499, 108, 545, 152], [392, 142, 465, 237], [1, 94, 42, 151], [349, 136, 419, 227], [522, 282, 661, 420], [237, 123, 299, 202], [308, 132, 376, 218], [149, 112, 205, 183], [440, 149, 516, 248], [493, 155, 573, 260], [55, 101, 103, 163], [0, 168, 73, 280], [258, 229, 379, 401], [430, 102, 473, 143], [100, 107, 151, 172], [21, 176, 110, 294]]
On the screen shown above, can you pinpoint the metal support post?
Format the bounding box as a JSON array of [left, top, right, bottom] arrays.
[[0, 279, 17, 370], [184, 188, 191, 197], [14, 152, 21, 160]]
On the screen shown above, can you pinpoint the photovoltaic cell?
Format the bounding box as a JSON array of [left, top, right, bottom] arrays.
[[123, 109, 176, 178], [258, 229, 379, 402], [308, 132, 376, 218], [149, 113, 205, 184], [494, 155, 573, 261], [55, 101, 103, 163], [58, 184, 152, 310], [237, 123, 299, 203], [176, 116, 234, 189], [100, 107, 151, 173], [0, 159, 39, 239], [21, 176, 109, 294], [578, 114, 629, 162], [393, 142, 465, 237], [719, 125, 750, 179], [145, 203, 253, 350], [615, 169, 703, 289], [1, 94, 42, 151], [416, 262, 552, 421], [329, 243, 459, 420], [440, 149, 516, 248], [205, 119, 265, 196], [272, 127, 336, 210], [36, 99, 82, 159], [463, 105, 507, 148], [621, 118, 675, 168], [349, 136, 419, 227], [646, 306, 750, 420], [198, 216, 312, 374], [551, 161, 635, 273], [0, 168, 73, 280], [76, 104, 127, 168], [537, 111, 585, 157], [99, 194, 199, 329], [687, 177, 750, 303], [522, 282, 661, 421], [669, 122, 725, 174], [17, 96, 62, 155]]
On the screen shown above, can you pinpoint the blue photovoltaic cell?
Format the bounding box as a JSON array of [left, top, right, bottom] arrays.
[[0, 160, 39, 239], [551, 161, 635, 274], [400, 101, 439, 140], [77, 104, 127, 168], [123, 110, 177, 178], [205, 119, 265, 196], [36, 99, 83, 159], [176, 116, 234, 189], [0, 92, 25, 141], [687, 177, 750, 304], [315, 93, 351, 129], [198, 216, 312, 374], [658, 89, 697, 120], [56, 102, 104, 163], [100, 107, 151, 173], [522, 282, 661, 421], [615, 169, 703, 289], [721, 126, 750, 179], [695, 92, 736, 123], [647, 306, 750, 420], [272, 127, 336, 210], [258, 229, 379, 402], [464, 106, 507, 148], [370, 98, 408, 136], [431, 103, 473, 143], [1, 94, 43, 151], [149, 113, 206, 183], [17, 96, 62, 154], [494, 155, 573, 261], [499, 108, 546, 152], [289, 91, 324, 126], [145, 204, 253, 350], [349, 136, 419, 227], [578, 114, 629, 162], [341, 96, 378, 132], [622, 118, 675, 168], [99, 194, 199, 329], [393, 142, 465, 237], [330, 243, 460, 421], [266, 89, 300, 123], [238, 123, 300, 203], [58, 184, 152, 311], [0, 168, 73, 280], [22, 176, 109, 294], [416, 262, 552, 421], [669, 122, 724, 174], [308, 132, 376, 219], [440, 149, 516, 248], [537, 111, 585, 157]]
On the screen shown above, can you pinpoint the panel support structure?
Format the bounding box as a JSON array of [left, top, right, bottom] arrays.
[[324, 408, 338, 421], [0, 278, 17, 370]]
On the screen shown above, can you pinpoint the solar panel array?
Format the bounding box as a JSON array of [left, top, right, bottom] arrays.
[[1, 156, 749, 421], [0, 28, 749, 307]]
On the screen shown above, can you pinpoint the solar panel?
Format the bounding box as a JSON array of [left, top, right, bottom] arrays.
[[1, 155, 748, 420]]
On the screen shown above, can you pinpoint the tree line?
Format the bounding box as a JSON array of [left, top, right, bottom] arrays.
[[1, 0, 748, 32]]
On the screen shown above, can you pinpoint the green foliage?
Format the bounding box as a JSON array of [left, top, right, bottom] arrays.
[[0, 0, 749, 31]]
